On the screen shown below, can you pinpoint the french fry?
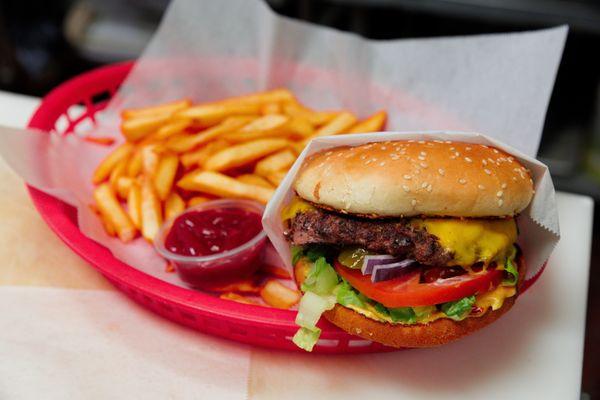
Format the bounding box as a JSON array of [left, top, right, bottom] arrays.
[[286, 117, 314, 138], [166, 116, 252, 153], [180, 140, 229, 168], [141, 144, 160, 175], [187, 196, 211, 207], [222, 114, 289, 142], [126, 148, 143, 177], [203, 138, 289, 171], [115, 176, 133, 199], [175, 102, 261, 127], [152, 118, 193, 140], [164, 192, 185, 220], [121, 113, 172, 142], [84, 136, 116, 146], [92, 143, 133, 184], [206, 278, 261, 294], [261, 102, 281, 115], [108, 159, 127, 191], [314, 112, 357, 136], [260, 264, 292, 279], [153, 153, 179, 201], [348, 110, 387, 133], [282, 102, 338, 126], [254, 149, 295, 177], [121, 99, 192, 120], [265, 170, 287, 187], [127, 181, 142, 229], [236, 174, 273, 189], [177, 171, 274, 204], [260, 280, 301, 309], [93, 183, 136, 242], [140, 177, 162, 242], [100, 213, 117, 237], [220, 292, 261, 305], [219, 88, 294, 106]]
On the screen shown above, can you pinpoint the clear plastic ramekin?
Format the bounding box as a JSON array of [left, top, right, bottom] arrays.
[[154, 199, 267, 289]]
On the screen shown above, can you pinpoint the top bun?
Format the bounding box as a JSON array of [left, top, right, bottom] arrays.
[[294, 140, 534, 218]]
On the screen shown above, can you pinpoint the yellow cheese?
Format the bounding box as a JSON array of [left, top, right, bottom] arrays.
[[411, 218, 517, 266], [475, 285, 516, 311], [281, 196, 315, 221]]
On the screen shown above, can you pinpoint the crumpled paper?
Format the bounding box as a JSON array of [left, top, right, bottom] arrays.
[[262, 131, 560, 282], [0, 0, 566, 289]]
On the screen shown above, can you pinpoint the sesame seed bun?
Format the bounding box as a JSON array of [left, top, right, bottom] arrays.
[[294, 140, 534, 217], [294, 254, 525, 348]]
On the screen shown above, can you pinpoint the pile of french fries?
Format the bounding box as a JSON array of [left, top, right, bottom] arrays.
[[91, 88, 387, 244]]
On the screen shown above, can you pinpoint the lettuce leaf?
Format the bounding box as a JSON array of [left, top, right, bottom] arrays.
[[292, 327, 321, 352], [441, 295, 476, 321], [336, 280, 367, 308], [503, 256, 518, 286], [301, 257, 339, 295]]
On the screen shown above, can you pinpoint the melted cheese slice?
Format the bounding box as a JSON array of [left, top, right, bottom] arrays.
[[281, 196, 315, 221], [411, 218, 517, 266]]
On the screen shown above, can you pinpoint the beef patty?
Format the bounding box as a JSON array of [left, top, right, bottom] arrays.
[[285, 208, 452, 266]]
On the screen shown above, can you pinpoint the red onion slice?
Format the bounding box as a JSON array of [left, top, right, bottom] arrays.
[[361, 255, 400, 274], [371, 259, 416, 283]]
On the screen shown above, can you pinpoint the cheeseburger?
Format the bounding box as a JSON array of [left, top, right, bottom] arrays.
[[282, 140, 533, 351]]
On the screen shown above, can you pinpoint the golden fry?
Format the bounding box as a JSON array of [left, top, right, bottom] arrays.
[[254, 149, 296, 178], [348, 110, 387, 133], [282, 102, 338, 126], [265, 170, 287, 187], [261, 102, 281, 115], [187, 196, 211, 207], [115, 176, 133, 199], [152, 118, 193, 140], [153, 153, 179, 201], [141, 144, 160, 175], [285, 117, 314, 138], [121, 99, 191, 120], [236, 174, 273, 189], [219, 292, 261, 306], [92, 143, 133, 184], [260, 280, 301, 309], [100, 213, 117, 237], [177, 171, 274, 204], [93, 183, 136, 242], [175, 102, 260, 127], [127, 181, 142, 229], [166, 116, 252, 153], [121, 113, 172, 142], [203, 138, 289, 171], [84, 136, 116, 146], [164, 192, 185, 220], [140, 177, 163, 242], [180, 139, 229, 168], [222, 114, 289, 142], [206, 278, 261, 294], [108, 159, 127, 191], [314, 112, 357, 136], [220, 88, 294, 106]]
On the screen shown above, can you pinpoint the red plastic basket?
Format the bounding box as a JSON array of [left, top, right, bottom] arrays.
[[26, 62, 394, 353]]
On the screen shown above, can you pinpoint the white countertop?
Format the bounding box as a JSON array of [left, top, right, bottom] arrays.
[[0, 89, 593, 399]]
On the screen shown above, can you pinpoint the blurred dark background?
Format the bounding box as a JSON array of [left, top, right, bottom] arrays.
[[0, 0, 598, 396]]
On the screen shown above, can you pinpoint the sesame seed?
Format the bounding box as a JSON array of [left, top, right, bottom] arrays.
[[360, 154, 367, 160], [484, 169, 492, 175], [403, 174, 412, 180], [450, 147, 455, 151], [508, 157, 514, 163], [501, 183, 507, 189], [414, 169, 421, 175], [408, 140, 415, 143], [478, 184, 485, 190], [421, 182, 428, 189], [458, 178, 466, 184], [390, 154, 400, 160], [512, 177, 518, 181], [493, 149, 499, 154], [379, 162, 386, 166], [482, 159, 487, 166], [438, 168, 445, 176], [481, 145, 489, 148], [434, 140, 444, 144], [488, 158, 496, 164], [420, 162, 428, 168], [465, 157, 472, 163], [445, 141, 452, 144], [318, 163, 325, 168], [411, 199, 417, 206], [466, 147, 472, 151], [497, 191, 503, 197], [381, 146, 387, 150], [450, 155, 456, 160], [420, 151, 427, 156], [372, 157, 377, 162], [418, 155, 426, 161], [403, 185, 410, 192], [418, 140, 425, 144], [426, 184, 433, 192], [498, 199, 504, 207], [325, 151, 333, 156], [365, 160, 372, 165], [454, 152, 460, 157]]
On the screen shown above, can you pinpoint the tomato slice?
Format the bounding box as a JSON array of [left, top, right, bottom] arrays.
[[334, 261, 503, 307]]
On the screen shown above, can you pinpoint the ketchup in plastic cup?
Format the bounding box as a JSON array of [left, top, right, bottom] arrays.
[[154, 199, 267, 288]]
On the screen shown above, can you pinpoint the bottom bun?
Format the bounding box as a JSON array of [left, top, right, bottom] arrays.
[[295, 254, 525, 348]]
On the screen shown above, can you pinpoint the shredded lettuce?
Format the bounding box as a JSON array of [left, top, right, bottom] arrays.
[[292, 327, 322, 352], [295, 291, 336, 329], [335, 280, 367, 308], [301, 257, 339, 295], [503, 247, 518, 286], [441, 295, 476, 321]]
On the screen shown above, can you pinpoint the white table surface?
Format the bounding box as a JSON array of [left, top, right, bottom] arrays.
[[0, 90, 593, 399]]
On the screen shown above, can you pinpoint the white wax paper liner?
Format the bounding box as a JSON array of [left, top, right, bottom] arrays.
[[262, 131, 560, 283]]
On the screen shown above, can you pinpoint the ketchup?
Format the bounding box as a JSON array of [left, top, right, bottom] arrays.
[[164, 207, 263, 257]]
